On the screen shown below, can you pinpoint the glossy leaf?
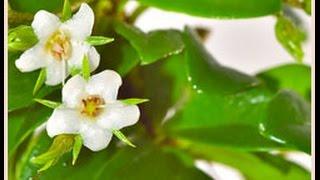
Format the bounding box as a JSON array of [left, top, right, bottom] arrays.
[[9, 0, 64, 13], [137, 0, 281, 18], [8, 52, 58, 111], [257, 64, 311, 101], [8, 104, 51, 157], [183, 26, 260, 95], [114, 22, 184, 65], [174, 140, 310, 180], [162, 27, 287, 150], [260, 90, 311, 154]]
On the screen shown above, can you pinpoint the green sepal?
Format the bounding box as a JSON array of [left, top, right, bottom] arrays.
[[33, 68, 46, 95], [34, 98, 61, 109], [82, 55, 90, 80], [61, 0, 72, 22], [120, 98, 149, 105], [85, 36, 115, 46], [72, 135, 83, 165], [112, 130, 136, 148], [70, 67, 82, 76]]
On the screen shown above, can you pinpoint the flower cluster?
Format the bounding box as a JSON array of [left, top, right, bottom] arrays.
[[13, 2, 143, 166]]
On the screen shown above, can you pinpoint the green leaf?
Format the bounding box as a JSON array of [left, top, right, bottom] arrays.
[[120, 98, 149, 105], [34, 98, 61, 109], [82, 55, 90, 80], [162, 27, 291, 150], [33, 68, 46, 95], [114, 22, 184, 65], [8, 52, 58, 111], [132, 53, 189, 127], [136, 0, 281, 18], [17, 134, 210, 180], [61, 0, 72, 22], [257, 64, 311, 101], [183, 26, 260, 95], [72, 135, 83, 165], [275, 14, 305, 62], [8, 25, 38, 51], [174, 140, 310, 180], [85, 36, 114, 46], [96, 35, 140, 77], [15, 132, 52, 180], [9, 0, 64, 13], [8, 104, 51, 157], [112, 130, 136, 148], [260, 90, 311, 154]]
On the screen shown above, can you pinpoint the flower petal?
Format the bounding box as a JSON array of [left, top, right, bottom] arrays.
[[67, 43, 100, 72], [62, 74, 87, 108], [80, 121, 112, 151], [66, 42, 86, 69], [86, 70, 122, 101], [15, 43, 46, 72], [32, 10, 60, 39], [46, 108, 81, 137], [45, 58, 69, 86], [61, 3, 94, 41], [97, 101, 140, 130]]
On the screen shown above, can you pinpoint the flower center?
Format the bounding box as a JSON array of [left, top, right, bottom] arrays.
[[81, 95, 105, 118], [45, 30, 72, 61]]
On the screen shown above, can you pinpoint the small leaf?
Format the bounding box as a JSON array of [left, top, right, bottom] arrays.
[[61, 0, 72, 22], [120, 98, 149, 105], [112, 130, 136, 148], [85, 36, 114, 46], [31, 134, 75, 172], [33, 68, 46, 95], [8, 25, 38, 51], [34, 98, 61, 109], [275, 14, 306, 62], [72, 135, 83, 165], [114, 22, 184, 65], [82, 55, 90, 80]]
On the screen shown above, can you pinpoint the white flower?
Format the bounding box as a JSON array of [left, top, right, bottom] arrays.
[[15, 3, 100, 86], [46, 70, 140, 151]]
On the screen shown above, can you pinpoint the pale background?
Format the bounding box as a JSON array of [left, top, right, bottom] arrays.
[[125, 1, 312, 179]]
